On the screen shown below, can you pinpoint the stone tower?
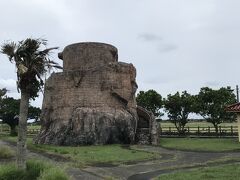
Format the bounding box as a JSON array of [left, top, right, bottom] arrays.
[[35, 42, 159, 145]]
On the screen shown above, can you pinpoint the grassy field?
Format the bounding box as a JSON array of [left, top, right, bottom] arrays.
[[32, 143, 159, 166], [159, 138, 240, 152], [27, 125, 41, 130], [1, 136, 160, 166], [156, 163, 240, 180]]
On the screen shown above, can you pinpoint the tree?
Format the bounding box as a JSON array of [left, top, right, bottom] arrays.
[[136, 89, 163, 117], [0, 88, 7, 112], [196, 87, 236, 133], [28, 106, 41, 121], [1, 38, 61, 169], [0, 88, 7, 99], [0, 89, 19, 135], [0, 96, 41, 136], [0, 97, 20, 136], [164, 91, 196, 134]]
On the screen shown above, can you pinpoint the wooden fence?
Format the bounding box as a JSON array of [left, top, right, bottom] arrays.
[[0, 125, 238, 138], [0, 126, 40, 136], [160, 126, 238, 137]]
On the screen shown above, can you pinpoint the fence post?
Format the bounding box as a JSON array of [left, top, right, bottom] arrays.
[[197, 126, 200, 134], [187, 127, 190, 133], [219, 126, 221, 136], [169, 127, 171, 133], [231, 126, 233, 136], [208, 126, 210, 134]]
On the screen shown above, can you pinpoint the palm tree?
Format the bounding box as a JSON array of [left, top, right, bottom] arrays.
[[1, 38, 62, 169]]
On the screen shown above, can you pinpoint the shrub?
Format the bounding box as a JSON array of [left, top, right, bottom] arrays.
[[25, 159, 51, 179], [0, 145, 14, 159], [0, 159, 69, 180], [38, 167, 69, 180], [0, 164, 25, 180]]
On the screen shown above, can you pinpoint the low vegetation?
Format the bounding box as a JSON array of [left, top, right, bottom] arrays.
[[159, 138, 240, 152], [0, 145, 14, 159], [1, 136, 160, 166], [0, 159, 68, 180], [156, 163, 240, 180], [38, 166, 69, 180]]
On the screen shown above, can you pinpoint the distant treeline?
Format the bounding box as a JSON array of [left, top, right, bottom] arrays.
[[136, 87, 237, 134]]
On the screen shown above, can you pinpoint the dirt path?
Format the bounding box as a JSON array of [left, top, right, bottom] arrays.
[[1, 140, 240, 180]]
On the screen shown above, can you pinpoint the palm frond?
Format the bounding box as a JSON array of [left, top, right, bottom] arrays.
[[1, 38, 62, 99], [40, 47, 58, 55], [50, 65, 63, 69], [1, 41, 17, 62]]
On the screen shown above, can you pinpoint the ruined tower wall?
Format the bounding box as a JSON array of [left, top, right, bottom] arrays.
[[36, 43, 139, 145]]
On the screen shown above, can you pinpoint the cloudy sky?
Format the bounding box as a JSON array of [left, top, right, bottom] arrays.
[[0, 0, 240, 108]]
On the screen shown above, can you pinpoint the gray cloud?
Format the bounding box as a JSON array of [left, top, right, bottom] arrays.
[[138, 33, 162, 42], [138, 33, 177, 53], [204, 81, 220, 87], [158, 44, 178, 52]]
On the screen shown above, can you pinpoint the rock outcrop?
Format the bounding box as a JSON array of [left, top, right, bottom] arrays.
[[35, 42, 159, 145]]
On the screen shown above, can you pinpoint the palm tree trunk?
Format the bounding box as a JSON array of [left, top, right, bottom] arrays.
[[16, 90, 29, 169]]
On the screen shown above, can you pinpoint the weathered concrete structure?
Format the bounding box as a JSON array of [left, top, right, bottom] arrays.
[[35, 42, 159, 145]]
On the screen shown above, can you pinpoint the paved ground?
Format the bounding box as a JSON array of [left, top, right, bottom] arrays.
[[84, 145, 240, 179], [1, 140, 240, 180]]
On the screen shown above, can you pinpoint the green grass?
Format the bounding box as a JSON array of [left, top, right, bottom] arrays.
[[159, 138, 240, 152], [0, 136, 160, 166], [156, 163, 240, 180], [32, 144, 159, 166], [0, 164, 25, 180], [0, 159, 69, 180], [27, 125, 41, 130], [38, 166, 69, 180], [0, 145, 14, 159]]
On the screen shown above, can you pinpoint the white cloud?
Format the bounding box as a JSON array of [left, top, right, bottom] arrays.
[[0, 0, 240, 108]]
